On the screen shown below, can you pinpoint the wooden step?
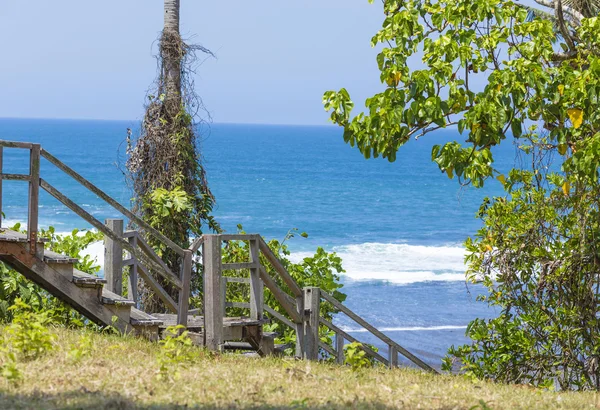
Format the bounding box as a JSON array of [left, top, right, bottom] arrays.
[[0, 228, 49, 243], [223, 341, 290, 354], [72, 269, 106, 288], [101, 288, 136, 307], [43, 249, 78, 264]]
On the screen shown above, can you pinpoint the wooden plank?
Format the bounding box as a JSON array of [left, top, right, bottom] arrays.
[[123, 230, 137, 239], [104, 219, 124, 295], [2, 174, 30, 181], [264, 305, 295, 330], [223, 276, 250, 284], [389, 345, 398, 369], [259, 265, 301, 323], [203, 235, 223, 351], [249, 237, 263, 321], [177, 250, 192, 327], [336, 331, 345, 365], [258, 237, 302, 297], [0, 146, 3, 229], [319, 341, 336, 357], [319, 317, 389, 367], [295, 295, 305, 359], [28, 144, 40, 255], [225, 302, 251, 309], [188, 235, 204, 253], [0, 229, 48, 243], [136, 263, 178, 313], [130, 308, 163, 326], [222, 262, 257, 270], [127, 236, 138, 305], [303, 287, 320, 360], [0, 140, 34, 149], [39, 178, 183, 289], [40, 148, 185, 256], [43, 249, 78, 264], [320, 290, 436, 373], [219, 234, 254, 241], [135, 231, 180, 284]]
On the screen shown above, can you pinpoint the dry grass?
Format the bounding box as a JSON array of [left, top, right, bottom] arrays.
[[0, 327, 599, 409]]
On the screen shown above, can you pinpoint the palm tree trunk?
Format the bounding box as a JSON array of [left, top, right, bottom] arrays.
[[163, 0, 182, 110]]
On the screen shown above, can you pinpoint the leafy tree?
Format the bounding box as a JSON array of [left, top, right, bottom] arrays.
[[324, 0, 600, 389], [126, 0, 218, 312]]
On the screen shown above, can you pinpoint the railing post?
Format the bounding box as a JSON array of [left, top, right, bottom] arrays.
[[28, 144, 40, 254], [295, 295, 304, 358], [336, 331, 345, 365], [204, 235, 223, 351], [249, 236, 263, 321], [388, 345, 398, 369], [303, 287, 320, 361], [177, 249, 192, 328], [127, 235, 139, 305], [0, 146, 3, 229], [104, 219, 124, 295]]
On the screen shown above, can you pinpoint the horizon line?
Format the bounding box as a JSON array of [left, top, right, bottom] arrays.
[[0, 116, 337, 128]]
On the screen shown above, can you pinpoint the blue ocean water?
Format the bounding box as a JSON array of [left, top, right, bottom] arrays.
[[0, 118, 516, 367]]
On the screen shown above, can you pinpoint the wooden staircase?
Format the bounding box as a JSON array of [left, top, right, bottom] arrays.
[[0, 139, 438, 372], [0, 229, 162, 338]]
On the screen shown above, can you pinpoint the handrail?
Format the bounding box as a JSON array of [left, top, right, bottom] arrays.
[[319, 290, 437, 373], [40, 179, 183, 289], [258, 237, 302, 297], [40, 148, 185, 256]]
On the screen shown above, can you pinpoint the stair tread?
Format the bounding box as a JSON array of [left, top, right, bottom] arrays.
[[101, 288, 136, 307], [223, 341, 291, 351], [43, 249, 78, 264], [72, 269, 106, 286], [0, 229, 49, 243], [152, 313, 269, 329], [130, 308, 163, 326]]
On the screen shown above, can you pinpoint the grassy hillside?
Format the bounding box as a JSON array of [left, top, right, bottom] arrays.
[[0, 327, 598, 409]]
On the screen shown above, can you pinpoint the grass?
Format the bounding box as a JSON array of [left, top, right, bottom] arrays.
[[0, 327, 599, 409]]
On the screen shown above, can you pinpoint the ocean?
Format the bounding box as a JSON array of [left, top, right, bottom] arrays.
[[0, 118, 515, 368]]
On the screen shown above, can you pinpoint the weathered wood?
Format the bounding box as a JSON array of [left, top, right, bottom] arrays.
[[295, 295, 305, 359], [1, 173, 30, 181], [0, 229, 48, 243], [40, 148, 185, 256], [203, 235, 223, 351], [0, 146, 3, 228], [127, 236, 138, 304], [0, 241, 132, 333], [222, 262, 257, 271], [219, 234, 254, 241], [259, 265, 302, 323], [389, 345, 398, 369], [104, 219, 124, 295], [336, 331, 345, 365], [40, 178, 183, 289], [177, 249, 192, 327], [319, 317, 389, 367], [28, 144, 40, 254], [264, 305, 295, 330], [188, 235, 204, 253], [320, 290, 436, 373], [249, 237, 263, 321], [225, 301, 251, 309], [303, 287, 320, 360], [136, 263, 178, 313], [319, 341, 336, 357], [258, 237, 303, 297], [135, 231, 180, 286], [223, 276, 250, 284], [0, 140, 34, 149], [123, 230, 137, 239]]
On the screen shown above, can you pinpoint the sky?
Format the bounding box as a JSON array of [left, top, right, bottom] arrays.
[[0, 1, 385, 125]]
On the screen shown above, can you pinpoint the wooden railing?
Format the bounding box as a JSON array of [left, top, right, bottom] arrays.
[[0, 140, 192, 327], [0, 139, 437, 373]]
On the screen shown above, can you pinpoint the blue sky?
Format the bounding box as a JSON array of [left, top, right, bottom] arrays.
[[1, 1, 385, 125]]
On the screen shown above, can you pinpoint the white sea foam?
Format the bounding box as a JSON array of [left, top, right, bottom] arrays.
[[290, 242, 467, 285], [341, 325, 467, 333]]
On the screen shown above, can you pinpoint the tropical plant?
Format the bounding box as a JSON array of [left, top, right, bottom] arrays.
[[126, 0, 218, 313], [324, 0, 600, 389]]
